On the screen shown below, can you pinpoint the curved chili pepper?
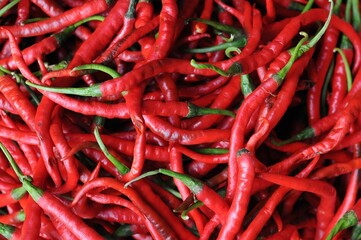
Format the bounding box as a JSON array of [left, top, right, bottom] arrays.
[[49, 106, 79, 194], [0, 143, 104, 240], [0, 0, 110, 38], [241, 156, 320, 239], [126, 168, 230, 224], [326, 198, 361, 240], [72, 177, 179, 239]]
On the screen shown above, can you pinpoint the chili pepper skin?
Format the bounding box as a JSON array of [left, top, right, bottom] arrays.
[[0, 0, 111, 38], [217, 149, 255, 239], [307, 27, 339, 124], [143, 115, 231, 145], [72, 178, 178, 239], [0, 75, 36, 131], [241, 156, 320, 239]]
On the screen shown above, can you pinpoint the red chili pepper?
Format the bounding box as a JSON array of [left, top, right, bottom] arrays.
[[217, 149, 255, 239], [307, 27, 339, 124], [0, 0, 110, 38], [49, 106, 79, 194], [0, 143, 104, 240], [147, 0, 178, 59], [241, 156, 320, 239], [72, 177, 179, 239]]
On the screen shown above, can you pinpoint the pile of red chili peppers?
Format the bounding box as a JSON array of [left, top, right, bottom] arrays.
[[1, 0, 361, 239]]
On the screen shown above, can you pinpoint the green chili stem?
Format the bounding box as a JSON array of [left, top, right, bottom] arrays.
[[73, 15, 105, 28], [0, 222, 16, 239], [94, 127, 130, 175], [113, 224, 133, 237], [352, 223, 361, 240], [187, 103, 235, 118], [0, 0, 20, 18], [187, 18, 242, 35], [301, 0, 315, 13], [302, 0, 333, 49], [326, 211, 358, 240], [0, 143, 25, 181], [72, 64, 121, 78], [26, 81, 102, 97], [190, 60, 242, 76], [185, 39, 246, 54], [321, 59, 335, 116], [124, 170, 159, 188], [225, 47, 241, 58], [194, 148, 229, 154], [345, 0, 352, 23], [334, 48, 353, 91], [11, 187, 27, 201], [276, 32, 309, 82], [22, 18, 48, 24], [241, 74, 254, 97], [351, 0, 361, 32], [158, 169, 204, 194], [272, 127, 315, 146]]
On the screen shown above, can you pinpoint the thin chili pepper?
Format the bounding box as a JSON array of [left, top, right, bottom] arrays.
[[0, 16, 102, 71], [256, 48, 314, 146], [108, 0, 136, 53], [72, 177, 179, 239], [66, 133, 169, 162], [217, 149, 255, 239], [143, 115, 230, 145], [49, 106, 79, 194], [241, 156, 320, 239], [323, 169, 359, 238], [133, 181, 199, 239], [0, 0, 110, 38], [0, 143, 104, 240], [307, 26, 339, 124], [0, 74, 36, 131], [147, 0, 178, 59], [226, 21, 329, 199], [156, 72, 206, 234], [95, 205, 144, 225], [258, 172, 336, 239], [31, 0, 92, 41], [182, 74, 239, 130], [30, 0, 138, 186], [96, 15, 160, 64], [126, 168, 230, 224], [135, 0, 153, 29]]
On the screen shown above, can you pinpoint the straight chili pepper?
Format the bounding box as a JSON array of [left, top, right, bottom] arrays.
[[217, 149, 255, 239]]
